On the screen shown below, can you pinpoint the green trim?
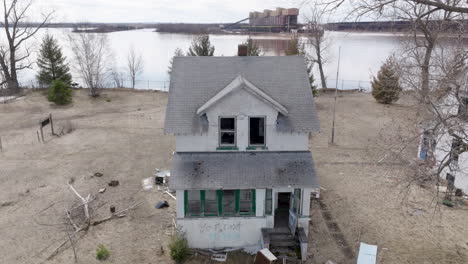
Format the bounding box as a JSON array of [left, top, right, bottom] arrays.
[[252, 189, 256, 215], [200, 190, 206, 214], [216, 146, 239, 151], [246, 146, 269, 150], [217, 190, 223, 216], [235, 190, 240, 213], [184, 190, 188, 216]]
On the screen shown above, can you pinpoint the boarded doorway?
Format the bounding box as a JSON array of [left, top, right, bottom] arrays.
[[275, 193, 290, 228]]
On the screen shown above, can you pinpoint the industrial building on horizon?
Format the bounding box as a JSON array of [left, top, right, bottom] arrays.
[[248, 7, 299, 32]]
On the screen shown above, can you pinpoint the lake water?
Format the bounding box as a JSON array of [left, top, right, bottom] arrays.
[[19, 28, 402, 91]]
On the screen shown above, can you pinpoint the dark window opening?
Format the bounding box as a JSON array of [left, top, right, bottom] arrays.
[[249, 117, 265, 146], [222, 190, 236, 215], [219, 117, 236, 146], [265, 189, 272, 215], [187, 190, 201, 216], [204, 190, 218, 215], [239, 189, 253, 214], [458, 97, 468, 120]]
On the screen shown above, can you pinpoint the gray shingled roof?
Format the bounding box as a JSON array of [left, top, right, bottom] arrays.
[[169, 151, 319, 190], [164, 56, 320, 134]]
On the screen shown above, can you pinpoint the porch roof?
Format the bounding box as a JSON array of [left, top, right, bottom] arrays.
[[169, 151, 319, 190]]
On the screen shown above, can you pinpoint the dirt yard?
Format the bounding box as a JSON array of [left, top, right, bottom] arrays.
[[0, 89, 467, 264]]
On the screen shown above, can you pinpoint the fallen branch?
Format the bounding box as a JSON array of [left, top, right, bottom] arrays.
[[91, 202, 142, 226]]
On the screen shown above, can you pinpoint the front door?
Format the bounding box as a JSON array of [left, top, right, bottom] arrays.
[[288, 189, 301, 234], [274, 193, 290, 228]]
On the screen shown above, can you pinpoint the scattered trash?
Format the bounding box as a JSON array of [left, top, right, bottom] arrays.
[[99, 188, 106, 194], [211, 252, 227, 262], [108, 180, 119, 187], [254, 248, 277, 264], [155, 176, 164, 185], [325, 261, 337, 264], [165, 190, 176, 200], [409, 208, 425, 216], [94, 172, 103, 177], [142, 177, 155, 190], [243, 245, 262, 255], [455, 189, 463, 197], [357, 242, 377, 264], [155, 201, 169, 209], [110, 205, 116, 213], [154, 169, 170, 185], [442, 199, 454, 207], [464, 196, 468, 200]]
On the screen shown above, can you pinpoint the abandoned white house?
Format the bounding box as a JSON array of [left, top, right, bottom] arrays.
[[418, 75, 468, 195], [164, 55, 320, 259]]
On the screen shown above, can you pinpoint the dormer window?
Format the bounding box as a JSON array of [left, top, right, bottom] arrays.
[[219, 117, 236, 146], [249, 117, 265, 146]]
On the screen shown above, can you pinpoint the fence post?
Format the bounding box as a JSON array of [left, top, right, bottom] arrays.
[[49, 113, 55, 135]]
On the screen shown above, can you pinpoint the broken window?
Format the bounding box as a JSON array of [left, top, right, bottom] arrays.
[[219, 117, 236, 146], [186, 190, 201, 216], [204, 190, 218, 216], [292, 189, 301, 215], [265, 189, 272, 215], [222, 190, 236, 215], [239, 189, 254, 214], [249, 117, 265, 146]]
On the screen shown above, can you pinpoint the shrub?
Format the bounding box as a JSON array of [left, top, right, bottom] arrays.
[[371, 56, 402, 104], [96, 244, 110, 261], [169, 233, 189, 263], [47, 80, 72, 105]]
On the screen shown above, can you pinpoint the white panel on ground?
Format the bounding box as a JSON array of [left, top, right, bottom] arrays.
[[357, 243, 377, 264]]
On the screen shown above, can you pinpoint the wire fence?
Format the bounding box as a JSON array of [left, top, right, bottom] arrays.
[[20, 77, 170, 92], [324, 79, 372, 92], [18, 77, 371, 93]]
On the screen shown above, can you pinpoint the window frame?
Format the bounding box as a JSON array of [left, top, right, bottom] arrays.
[[218, 116, 237, 147], [265, 189, 273, 215], [248, 116, 267, 147], [184, 189, 256, 217]]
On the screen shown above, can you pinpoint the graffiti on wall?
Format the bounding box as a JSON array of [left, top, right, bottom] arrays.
[[199, 222, 241, 241]]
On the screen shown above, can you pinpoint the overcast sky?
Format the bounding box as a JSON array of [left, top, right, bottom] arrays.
[[35, 0, 322, 23]]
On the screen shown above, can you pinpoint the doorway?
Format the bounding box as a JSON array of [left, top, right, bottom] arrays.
[[274, 193, 291, 228]]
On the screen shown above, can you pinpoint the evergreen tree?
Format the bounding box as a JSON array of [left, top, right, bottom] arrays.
[[243, 37, 261, 56], [37, 34, 72, 86], [187, 35, 215, 56], [286, 37, 318, 96], [168, 48, 184, 77], [371, 56, 401, 104], [48, 80, 72, 105]]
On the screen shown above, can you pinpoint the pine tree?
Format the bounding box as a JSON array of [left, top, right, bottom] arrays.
[[168, 48, 184, 78], [187, 35, 215, 56], [243, 37, 261, 56], [371, 56, 401, 104], [286, 37, 318, 96], [37, 34, 72, 86]]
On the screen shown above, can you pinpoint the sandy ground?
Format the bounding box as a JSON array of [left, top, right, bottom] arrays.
[[0, 89, 467, 264]]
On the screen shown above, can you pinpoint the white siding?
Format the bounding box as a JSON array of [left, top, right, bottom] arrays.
[[175, 88, 309, 152]]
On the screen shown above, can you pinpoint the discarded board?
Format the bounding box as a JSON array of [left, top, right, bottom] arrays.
[[357, 242, 377, 264], [254, 248, 277, 264], [39, 114, 55, 142]]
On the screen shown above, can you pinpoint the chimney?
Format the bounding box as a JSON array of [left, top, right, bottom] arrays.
[[238, 44, 248, 56]]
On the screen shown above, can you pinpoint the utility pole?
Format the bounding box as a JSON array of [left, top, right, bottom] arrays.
[[331, 46, 341, 145]]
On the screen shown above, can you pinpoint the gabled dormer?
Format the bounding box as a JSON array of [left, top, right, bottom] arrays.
[[164, 56, 320, 152]]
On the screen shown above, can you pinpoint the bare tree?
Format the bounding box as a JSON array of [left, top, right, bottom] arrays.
[[126, 46, 143, 89], [68, 33, 111, 97], [0, 0, 53, 94], [303, 5, 329, 89]]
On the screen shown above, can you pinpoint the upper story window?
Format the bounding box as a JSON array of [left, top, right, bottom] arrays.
[[219, 117, 236, 146], [249, 117, 265, 146]]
